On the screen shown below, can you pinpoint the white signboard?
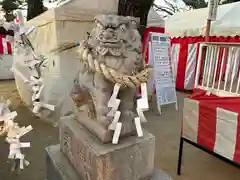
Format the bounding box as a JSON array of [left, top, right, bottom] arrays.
[[208, 0, 220, 21], [149, 32, 178, 114]]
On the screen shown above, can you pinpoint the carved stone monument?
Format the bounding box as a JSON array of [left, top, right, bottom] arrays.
[[46, 14, 172, 180]]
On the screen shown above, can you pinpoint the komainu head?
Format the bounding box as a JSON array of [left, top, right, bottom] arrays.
[[87, 14, 142, 56]]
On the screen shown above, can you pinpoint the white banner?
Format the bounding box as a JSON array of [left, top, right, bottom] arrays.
[[149, 32, 178, 114], [208, 0, 220, 21]]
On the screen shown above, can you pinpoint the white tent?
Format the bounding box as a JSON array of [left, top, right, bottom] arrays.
[[13, 0, 119, 121], [0, 54, 13, 80], [147, 8, 165, 27], [166, 1, 240, 37]]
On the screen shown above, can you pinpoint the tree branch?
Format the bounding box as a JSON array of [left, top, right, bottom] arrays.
[[153, 3, 174, 15]]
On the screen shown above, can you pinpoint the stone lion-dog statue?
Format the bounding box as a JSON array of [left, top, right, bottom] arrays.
[[53, 15, 152, 143]]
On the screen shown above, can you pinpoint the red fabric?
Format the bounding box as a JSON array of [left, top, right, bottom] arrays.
[[189, 89, 217, 150], [172, 36, 205, 89], [0, 34, 4, 54], [188, 89, 240, 163], [171, 36, 240, 90], [142, 26, 165, 64], [176, 40, 188, 89], [7, 41, 12, 54]]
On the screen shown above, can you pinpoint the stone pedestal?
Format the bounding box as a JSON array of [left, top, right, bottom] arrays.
[[46, 145, 173, 180], [46, 115, 173, 180]]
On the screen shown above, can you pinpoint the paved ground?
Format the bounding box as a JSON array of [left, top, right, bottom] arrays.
[[0, 80, 240, 180]]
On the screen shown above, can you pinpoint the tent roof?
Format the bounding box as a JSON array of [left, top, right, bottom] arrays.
[[147, 8, 165, 27], [166, 2, 240, 37], [26, 0, 118, 27]]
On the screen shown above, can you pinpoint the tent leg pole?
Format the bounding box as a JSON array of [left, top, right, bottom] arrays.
[[177, 137, 184, 175]]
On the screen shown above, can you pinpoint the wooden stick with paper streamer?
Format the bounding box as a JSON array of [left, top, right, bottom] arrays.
[[6, 137, 31, 171], [0, 99, 33, 171]]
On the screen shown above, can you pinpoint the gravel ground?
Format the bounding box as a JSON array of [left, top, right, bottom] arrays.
[[0, 80, 239, 180]]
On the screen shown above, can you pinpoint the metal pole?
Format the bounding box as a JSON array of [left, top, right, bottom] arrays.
[[177, 137, 184, 175]]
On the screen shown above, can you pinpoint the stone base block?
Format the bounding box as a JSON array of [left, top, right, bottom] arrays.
[[46, 144, 81, 180], [59, 116, 155, 180], [46, 145, 173, 180]]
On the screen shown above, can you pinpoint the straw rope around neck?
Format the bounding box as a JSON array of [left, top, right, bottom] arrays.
[[51, 41, 153, 88]]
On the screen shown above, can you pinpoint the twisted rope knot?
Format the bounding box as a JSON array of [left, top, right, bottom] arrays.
[[77, 44, 152, 88]]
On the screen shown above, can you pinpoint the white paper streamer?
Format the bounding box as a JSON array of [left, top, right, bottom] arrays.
[[7, 137, 31, 170], [136, 108, 147, 123], [134, 117, 143, 137], [108, 83, 121, 107], [0, 111, 18, 122], [108, 111, 121, 130], [0, 99, 32, 171], [107, 99, 121, 117], [112, 122, 122, 144], [18, 125, 33, 138]]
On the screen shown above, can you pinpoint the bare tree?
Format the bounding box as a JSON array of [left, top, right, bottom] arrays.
[[153, 0, 189, 18], [118, 0, 154, 37], [1, 0, 47, 21], [27, 0, 47, 20], [183, 0, 240, 9]]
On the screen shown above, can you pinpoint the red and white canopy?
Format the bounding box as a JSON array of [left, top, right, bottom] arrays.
[[166, 2, 240, 90]]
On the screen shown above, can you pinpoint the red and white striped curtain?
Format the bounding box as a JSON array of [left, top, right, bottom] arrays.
[[142, 26, 165, 63], [171, 36, 240, 90], [0, 34, 13, 55], [183, 89, 240, 164]]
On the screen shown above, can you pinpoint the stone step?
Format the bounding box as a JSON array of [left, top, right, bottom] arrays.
[[46, 144, 173, 180]]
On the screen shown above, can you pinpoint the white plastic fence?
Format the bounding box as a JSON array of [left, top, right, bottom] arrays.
[[195, 42, 240, 97]]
